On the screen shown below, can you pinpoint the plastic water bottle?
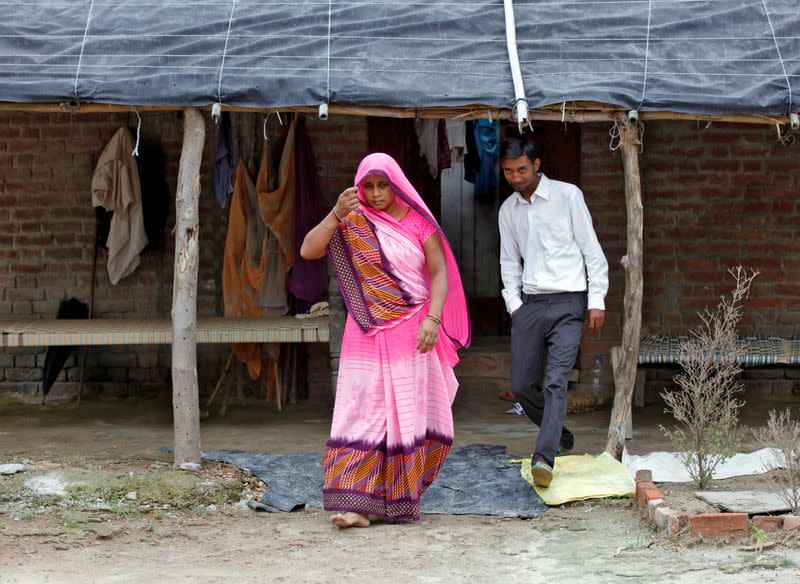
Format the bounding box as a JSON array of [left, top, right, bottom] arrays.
[[591, 355, 603, 400]]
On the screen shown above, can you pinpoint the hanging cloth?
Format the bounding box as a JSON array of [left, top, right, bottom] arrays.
[[256, 117, 297, 315], [463, 120, 480, 184], [437, 119, 451, 173], [472, 120, 500, 201], [288, 116, 328, 313], [91, 127, 148, 285], [414, 118, 439, 178], [222, 163, 267, 379], [445, 120, 467, 153], [212, 111, 235, 208]]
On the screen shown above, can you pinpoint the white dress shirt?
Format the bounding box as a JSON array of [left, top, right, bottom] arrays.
[[499, 173, 609, 315]]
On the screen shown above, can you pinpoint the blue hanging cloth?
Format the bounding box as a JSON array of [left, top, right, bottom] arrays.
[[212, 111, 235, 208], [472, 120, 499, 201]]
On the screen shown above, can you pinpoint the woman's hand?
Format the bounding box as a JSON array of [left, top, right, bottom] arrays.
[[416, 317, 439, 353], [333, 187, 359, 220]]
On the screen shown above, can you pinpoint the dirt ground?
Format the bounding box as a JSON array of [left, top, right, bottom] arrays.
[[2, 389, 800, 584]]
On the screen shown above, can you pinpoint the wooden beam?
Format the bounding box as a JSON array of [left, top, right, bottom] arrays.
[[0, 101, 788, 126], [605, 119, 645, 460], [171, 108, 205, 468]]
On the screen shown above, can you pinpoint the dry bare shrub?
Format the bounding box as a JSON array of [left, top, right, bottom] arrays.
[[660, 266, 759, 488], [753, 407, 800, 513]]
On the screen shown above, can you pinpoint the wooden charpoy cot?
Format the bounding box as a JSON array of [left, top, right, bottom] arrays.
[[0, 315, 329, 415], [0, 316, 328, 348]]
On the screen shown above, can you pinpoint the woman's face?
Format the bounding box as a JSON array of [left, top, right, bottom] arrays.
[[360, 175, 396, 211]]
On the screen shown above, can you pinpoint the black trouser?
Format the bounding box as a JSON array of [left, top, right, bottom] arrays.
[[510, 291, 586, 467]]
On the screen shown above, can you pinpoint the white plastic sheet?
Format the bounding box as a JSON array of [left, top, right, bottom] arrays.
[[622, 447, 783, 483]]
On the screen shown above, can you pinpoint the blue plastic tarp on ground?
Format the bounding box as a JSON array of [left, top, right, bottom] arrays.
[[202, 444, 546, 518]]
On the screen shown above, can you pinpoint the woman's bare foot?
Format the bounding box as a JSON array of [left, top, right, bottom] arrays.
[[330, 512, 370, 529]]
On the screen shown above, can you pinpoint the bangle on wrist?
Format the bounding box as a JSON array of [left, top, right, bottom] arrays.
[[425, 314, 442, 326], [320, 221, 336, 233], [332, 207, 343, 222]]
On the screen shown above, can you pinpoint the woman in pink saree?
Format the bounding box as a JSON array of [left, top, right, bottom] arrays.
[[300, 153, 470, 528]]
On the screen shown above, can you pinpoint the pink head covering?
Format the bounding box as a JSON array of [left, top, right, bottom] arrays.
[[353, 153, 471, 349]]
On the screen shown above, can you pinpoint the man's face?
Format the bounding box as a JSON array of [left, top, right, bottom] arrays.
[[500, 155, 541, 195]]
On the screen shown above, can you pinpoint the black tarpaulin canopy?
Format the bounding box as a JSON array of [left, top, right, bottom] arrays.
[[0, 0, 797, 116]]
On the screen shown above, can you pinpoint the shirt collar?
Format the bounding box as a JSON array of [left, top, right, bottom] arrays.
[[513, 173, 550, 205]]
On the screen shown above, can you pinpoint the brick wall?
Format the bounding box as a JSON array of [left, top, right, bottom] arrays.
[[0, 111, 367, 403], [579, 121, 800, 400], [2, 114, 796, 402]]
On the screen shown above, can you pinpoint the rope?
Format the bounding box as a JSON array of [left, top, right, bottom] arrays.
[[609, 120, 644, 152], [761, 0, 794, 113], [609, 122, 623, 151], [216, 0, 237, 105], [132, 110, 142, 156], [636, 0, 653, 112], [73, 0, 96, 100]]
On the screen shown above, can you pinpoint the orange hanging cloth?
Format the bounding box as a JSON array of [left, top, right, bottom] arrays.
[[257, 117, 296, 290], [222, 162, 267, 379], [222, 118, 297, 384]]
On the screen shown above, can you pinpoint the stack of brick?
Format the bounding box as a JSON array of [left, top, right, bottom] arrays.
[[634, 469, 800, 541]]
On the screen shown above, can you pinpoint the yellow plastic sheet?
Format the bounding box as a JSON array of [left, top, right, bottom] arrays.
[[520, 452, 635, 506]]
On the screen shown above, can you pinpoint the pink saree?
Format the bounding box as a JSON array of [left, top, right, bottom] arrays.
[[323, 153, 470, 522]]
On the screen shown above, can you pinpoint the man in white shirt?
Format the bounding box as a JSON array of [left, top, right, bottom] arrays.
[[498, 136, 609, 487]]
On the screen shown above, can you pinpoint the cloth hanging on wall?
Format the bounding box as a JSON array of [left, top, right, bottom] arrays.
[[289, 118, 328, 313], [415, 118, 439, 178], [445, 120, 467, 153], [222, 163, 267, 379], [212, 111, 235, 208], [135, 142, 170, 251], [91, 127, 148, 285], [288, 116, 328, 313], [472, 120, 499, 201], [463, 120, 480, 184], [437, 119, 451, 173], [256, 117, 297, 315]]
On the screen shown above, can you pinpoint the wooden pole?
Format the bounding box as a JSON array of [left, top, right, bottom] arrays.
[[171, 108, 205, 468], [605, 120, 644, 460]]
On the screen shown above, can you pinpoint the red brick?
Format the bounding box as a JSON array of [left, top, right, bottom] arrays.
[[636, 481, 663, 508], [751, 515, 783, 533], [667, 510, 689, 536], [689, 513, 749, 541]]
